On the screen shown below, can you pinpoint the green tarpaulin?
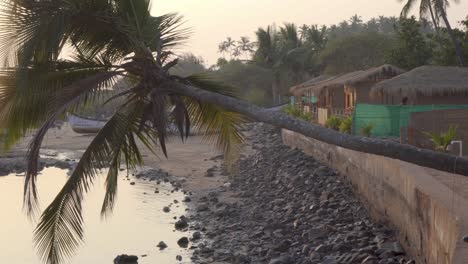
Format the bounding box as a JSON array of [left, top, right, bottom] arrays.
[[352, 104, 468, 137]]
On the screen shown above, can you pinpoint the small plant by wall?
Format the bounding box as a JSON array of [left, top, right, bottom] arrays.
[[282, 105, 314, 123], [424, 125, 458, 152], [325, 115, 342, 131], [360, 123, 374, 137], [339, 116, 353, 134]]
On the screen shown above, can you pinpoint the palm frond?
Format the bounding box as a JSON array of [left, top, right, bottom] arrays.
[[0, 59, 118, 151], [34, 101, 146, 264], [24, 71, 120, 216], [399, 0, 417, 17], [183, 73, 239, 98], [187, 99, 246, 168]]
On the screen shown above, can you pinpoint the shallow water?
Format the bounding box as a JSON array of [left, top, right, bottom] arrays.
[[0, 167, 192, 264]]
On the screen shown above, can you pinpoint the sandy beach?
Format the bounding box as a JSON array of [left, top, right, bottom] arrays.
[[6, 123, 232, 194]]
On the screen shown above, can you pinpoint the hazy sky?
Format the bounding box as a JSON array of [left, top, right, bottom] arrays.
[[152, 0, 468, 65]]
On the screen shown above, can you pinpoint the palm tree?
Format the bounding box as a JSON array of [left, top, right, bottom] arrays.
[[254, 25, 281, 103], [237, 36, 255, 60], [218, 42, 228, 58], [1, 2, 468, 264], [0, 1, 245, 263], [218, 37, 236, 60], [399, 0, 465, 66], [349, 14, 363, 32]]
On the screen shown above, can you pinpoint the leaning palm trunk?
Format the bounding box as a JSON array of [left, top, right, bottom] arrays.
[[175, 83, 468, 176]]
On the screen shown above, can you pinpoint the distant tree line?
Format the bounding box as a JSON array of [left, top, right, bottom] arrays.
[[177, 14, 468, 106]]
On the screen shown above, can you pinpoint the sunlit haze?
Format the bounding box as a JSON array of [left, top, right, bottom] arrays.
[[153, 0, 468, 65]]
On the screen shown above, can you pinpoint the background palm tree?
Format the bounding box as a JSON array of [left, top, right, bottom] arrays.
[[399, 0, 465, 66], [237, 36, 255, 60]]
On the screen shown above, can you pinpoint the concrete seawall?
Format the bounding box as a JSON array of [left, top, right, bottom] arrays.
[[282, 129, 468, 264]]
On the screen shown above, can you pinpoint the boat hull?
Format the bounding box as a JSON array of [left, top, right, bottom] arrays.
[[68, 113, 107, 134]]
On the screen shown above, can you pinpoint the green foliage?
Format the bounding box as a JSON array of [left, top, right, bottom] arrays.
[[385, 17, 432, 69], [360, 123, 374, 137], [325, 115, 342, 130], [431, 20, 468, 66], [244, 88, 271, 107], [339, 116, 353, 134], [320, 32, 394, 74], [210, 60, 274, 105], [170, 53, 206, 77], [424, 125, 458, 152], [282, 105, 314, 122], [283, 105, 302, 117]]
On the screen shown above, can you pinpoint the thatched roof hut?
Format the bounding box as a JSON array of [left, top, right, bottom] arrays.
[[371, 66, 468, 99], [292, 64, 404, 97], [289, 75, 331, 95]]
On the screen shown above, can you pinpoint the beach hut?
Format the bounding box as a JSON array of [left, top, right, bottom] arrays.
[[343, 64, 405, 111], [290, 75, 332, 113], [293, 65, 404, 122], [370, 66, 468, 105]]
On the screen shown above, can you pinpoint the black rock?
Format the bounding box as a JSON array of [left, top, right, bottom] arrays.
[[268, 255, 294, 264], [175, 218, 188, 230], [114, 254, 138, 264], [192, 231, 202, 241], [177, 237, 189, 248], [157, 241, 168, 250], [163, 206, 170, 213]]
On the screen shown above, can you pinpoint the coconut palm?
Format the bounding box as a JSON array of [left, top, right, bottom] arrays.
[[0, 1, 245, 263], [1, 2, 468, 264], [237, 36, 255, 60], [399, 0, 465, 66]]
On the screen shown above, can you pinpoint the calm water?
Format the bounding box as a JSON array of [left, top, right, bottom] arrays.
[[0, 167, 192, 264]]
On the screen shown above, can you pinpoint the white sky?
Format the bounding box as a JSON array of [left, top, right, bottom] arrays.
[[152, 0, 468, 65]]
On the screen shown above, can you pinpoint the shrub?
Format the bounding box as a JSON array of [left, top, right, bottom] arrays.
[[360, 123, 374, 137], [300, 112, 314, 122], [282, 105, 314, 123], [424, 125, 458, 152], [339, 116, 352, 134], [325, 115, 342, 131], [283, 105, 301, 118]]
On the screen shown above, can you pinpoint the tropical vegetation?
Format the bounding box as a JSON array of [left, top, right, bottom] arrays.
[[212, 12, 467, 105], [325, 115, 343, 131], [360, 123, 375, 137], [339, 116, 353, 134], [283, 105, 314, 122], [424, 125, 458, 152]]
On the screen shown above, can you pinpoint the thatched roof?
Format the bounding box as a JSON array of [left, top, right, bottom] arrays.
[[289, 75, 331, 95], [371, 66, 468, 98], [293, 64, 404, 96]]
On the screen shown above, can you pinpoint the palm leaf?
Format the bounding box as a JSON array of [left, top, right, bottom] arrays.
[[0, 59, 118, 151], [24, 71, 120, 216], [34, 101, 146, 264]]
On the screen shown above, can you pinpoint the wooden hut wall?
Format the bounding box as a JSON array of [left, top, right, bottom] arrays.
[[413, 95, 468, 105]]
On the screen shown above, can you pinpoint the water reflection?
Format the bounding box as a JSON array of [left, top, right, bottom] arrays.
[[0, 167, 191, 264]]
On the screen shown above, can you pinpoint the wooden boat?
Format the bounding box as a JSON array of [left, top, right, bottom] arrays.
[[68, 113, 107, 134]]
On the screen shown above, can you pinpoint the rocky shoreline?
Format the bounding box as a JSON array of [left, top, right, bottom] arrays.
[[0, 153, 73, 176], [184, 123, 414, 264]]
